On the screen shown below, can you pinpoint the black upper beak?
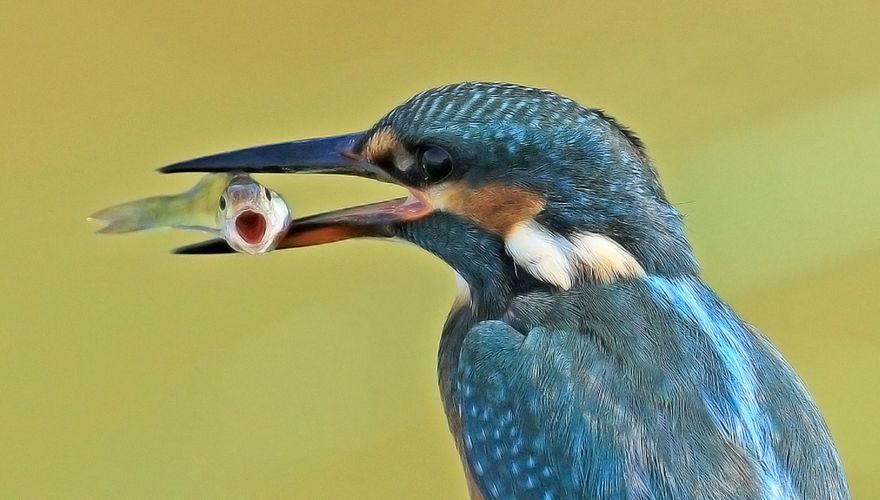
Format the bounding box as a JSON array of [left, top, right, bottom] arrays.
[[158, 131, 381, 179]]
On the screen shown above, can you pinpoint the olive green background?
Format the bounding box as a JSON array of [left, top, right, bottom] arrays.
[[2, 1, 878, 498]]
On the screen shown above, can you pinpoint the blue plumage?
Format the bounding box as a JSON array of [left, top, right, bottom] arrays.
[[648, 277, 796, 498], [439, 276, 847, 499], [164, 81, 849, 499]]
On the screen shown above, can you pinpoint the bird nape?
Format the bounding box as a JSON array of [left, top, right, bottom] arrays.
[[161, 82, 849, 499]]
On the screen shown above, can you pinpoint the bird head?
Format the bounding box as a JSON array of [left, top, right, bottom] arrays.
[[163, 82, 697, 305]]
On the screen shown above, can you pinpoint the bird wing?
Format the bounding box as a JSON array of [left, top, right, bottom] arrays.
[[457, 320, 694, 499], [455, 280, 849, 499]]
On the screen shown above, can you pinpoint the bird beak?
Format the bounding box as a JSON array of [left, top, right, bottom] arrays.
[[159, 132, 375, 177], [160, 132, 433, 254]]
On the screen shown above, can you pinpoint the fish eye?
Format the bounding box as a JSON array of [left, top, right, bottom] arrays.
[[219, 196, 226, 210], [264, 187, 272, 201], [417, 145, 454, 182]]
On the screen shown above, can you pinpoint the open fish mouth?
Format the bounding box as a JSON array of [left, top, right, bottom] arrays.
[[234, 210, 267, 245]]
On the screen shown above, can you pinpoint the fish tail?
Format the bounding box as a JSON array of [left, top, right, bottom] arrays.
[[88, 197, 172, 233]]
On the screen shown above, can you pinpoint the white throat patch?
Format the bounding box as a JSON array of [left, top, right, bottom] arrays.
[[504, 220, 646, 289], [452, 271, 473, 309]]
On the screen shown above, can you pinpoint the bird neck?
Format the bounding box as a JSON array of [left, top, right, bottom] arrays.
[[393, 213, 531, 316], [395, 211, 702, 316]]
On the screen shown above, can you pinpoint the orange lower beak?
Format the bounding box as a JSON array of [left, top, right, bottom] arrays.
[[277, 194, 431, 249]]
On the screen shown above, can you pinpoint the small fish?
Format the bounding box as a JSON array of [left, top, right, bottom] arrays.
[[218, 175, 292, 254], [89, 173, 291, 255]]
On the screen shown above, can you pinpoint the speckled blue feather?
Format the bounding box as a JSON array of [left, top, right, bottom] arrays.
[[440, 277, 848, 499], [384, 83, 848, 499]]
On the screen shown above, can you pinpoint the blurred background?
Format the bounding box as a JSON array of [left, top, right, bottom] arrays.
[[2, 1, 878, 497]]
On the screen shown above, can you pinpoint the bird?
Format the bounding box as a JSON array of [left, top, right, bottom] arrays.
[[160, 82, 849, 499]]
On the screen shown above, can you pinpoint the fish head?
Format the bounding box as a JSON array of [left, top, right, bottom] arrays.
[[219, 175, 291, 255]]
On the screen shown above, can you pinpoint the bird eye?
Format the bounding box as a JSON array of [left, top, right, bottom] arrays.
[[417, 145, 454, 182], [264, 187, 272, 201], [219, 196, 227, 210]]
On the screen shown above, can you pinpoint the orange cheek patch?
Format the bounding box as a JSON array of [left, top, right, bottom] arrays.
[[362, 127, 401, 165], [435, 183, 546, 235]]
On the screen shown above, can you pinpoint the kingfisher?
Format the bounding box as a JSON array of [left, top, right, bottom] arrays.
[[160, 82, 849, 499]]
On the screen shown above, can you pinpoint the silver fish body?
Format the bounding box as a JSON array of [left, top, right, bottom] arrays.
[[90, 172, 291, 255]]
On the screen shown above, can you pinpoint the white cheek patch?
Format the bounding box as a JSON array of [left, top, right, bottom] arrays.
[[503, 221, 646, 289], [571, 232, 646, 284], [505, 220, 577, 290]]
